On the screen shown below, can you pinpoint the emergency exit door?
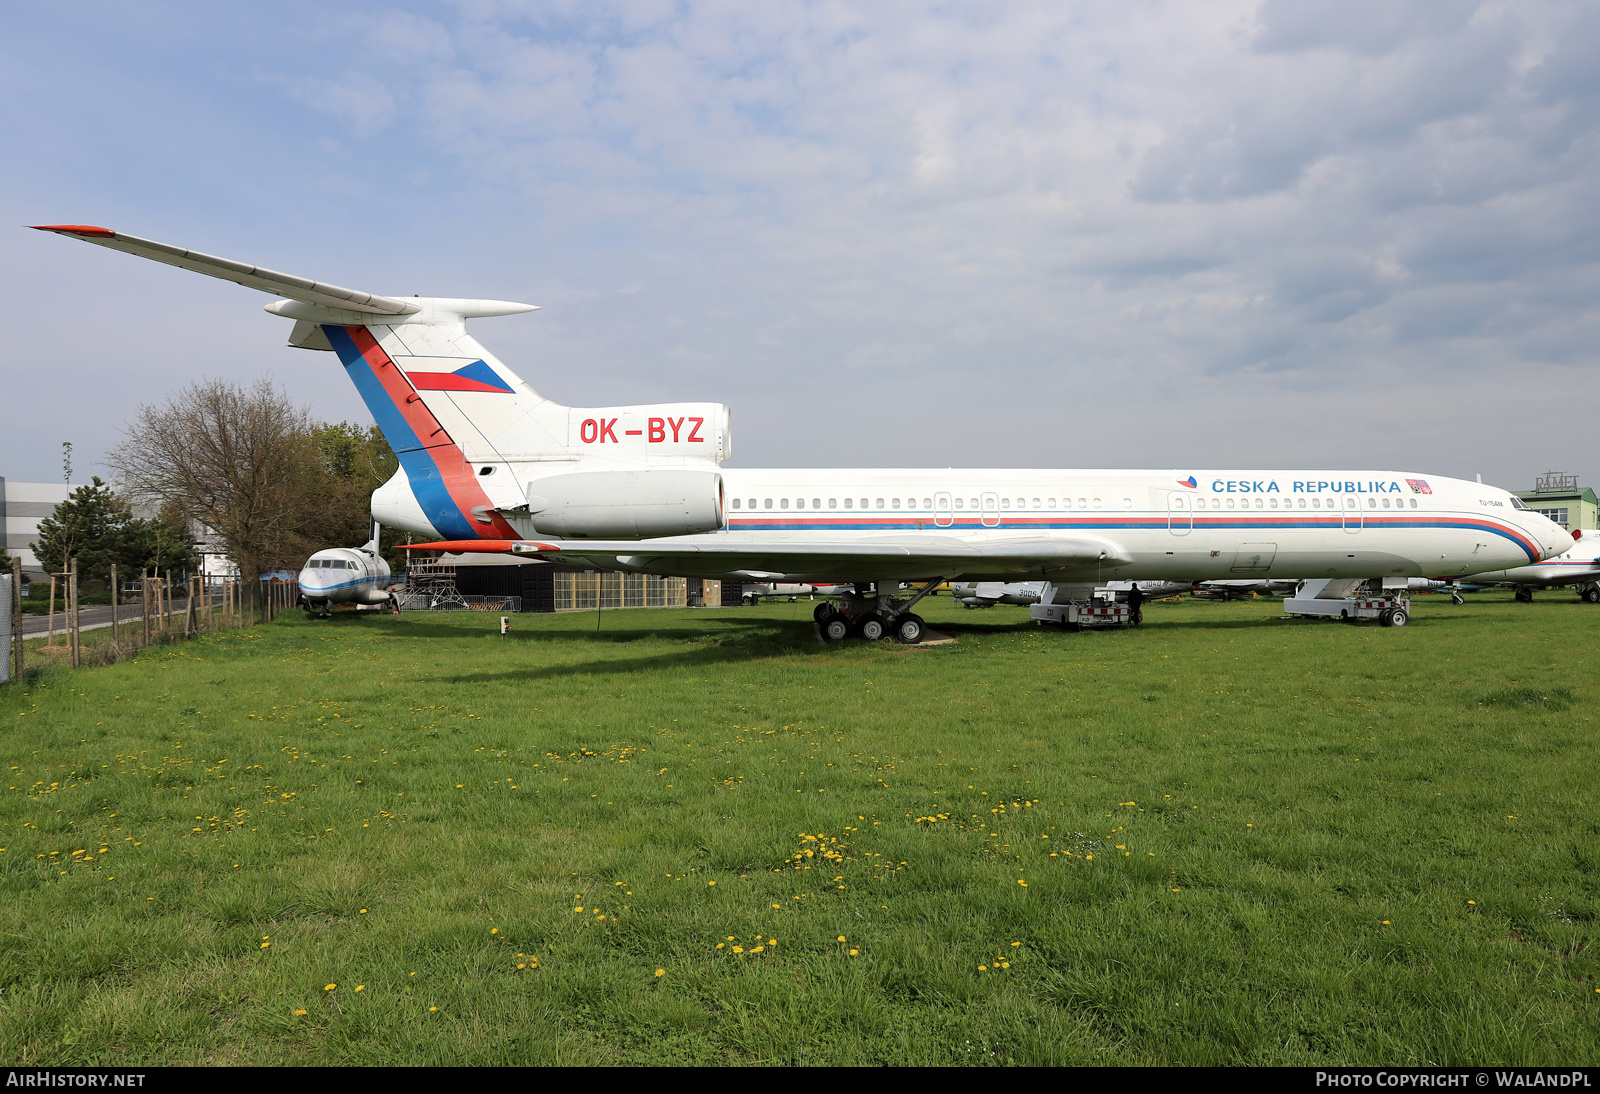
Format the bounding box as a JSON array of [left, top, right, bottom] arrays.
[[1167, 492, 1193, 535]]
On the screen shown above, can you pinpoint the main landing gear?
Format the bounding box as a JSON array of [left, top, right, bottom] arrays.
[[1515, 586, 1534, 603], [815, 580, 943, 644], [1583, 585, 1600, 604]]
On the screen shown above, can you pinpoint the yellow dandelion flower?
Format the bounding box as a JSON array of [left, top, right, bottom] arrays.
[[359, 909, 367, 914], [294, 1009, 307, 1016], [732, 946, 744, 953], [1011, 942, 1021, 947], [837, 935, 846, 942], [849, 949, 858, 956], [325, 984, 336, 991], [751, 946, 765, 953], [260, 942, 270, 949], [355, 985, 364, 992], [490, 928, 498, 934], [429, 1006, 438, 1012], [1000, 961, 1010, 969], [717, 943, 725, 949], [978, 965, 988, 971], [655, 969, 665, 977]]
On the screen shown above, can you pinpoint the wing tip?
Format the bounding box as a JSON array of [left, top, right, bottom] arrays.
[[32, 224, 115, 237]]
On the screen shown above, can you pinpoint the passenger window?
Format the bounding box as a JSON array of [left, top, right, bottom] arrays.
[[1226, 498, 1235, 509], [1001, 498, 1011, 509], [781, 498, 789, 509], [814, 498, 821, 509], [876, 498, 885, 509], [1077, 497, 1086, 508], [954, 498, 963, 509], [1298, 498, 1307, 508], [764, 498, 773, 509], [1269, 498, 1278, 509], [1063, 498, 1073, 509], [844, 498, 853, 509], [747, 498, 756, 509], [1048, 498, 1056, 508], [1093, 498, 1103, 509], [861, 499, 869, 509], [1410, 498, 1418, 508], [1381, 498, 1389, 508], [828, 498, 836, 508], [732, 498, 741, 509]]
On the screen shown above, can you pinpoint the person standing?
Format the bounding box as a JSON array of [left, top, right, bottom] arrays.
[[1127, 583, 1144, 625]]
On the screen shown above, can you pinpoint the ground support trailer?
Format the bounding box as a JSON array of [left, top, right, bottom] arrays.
[[1028, 582, 1135, 631], [1284, 577, 1411, 627]]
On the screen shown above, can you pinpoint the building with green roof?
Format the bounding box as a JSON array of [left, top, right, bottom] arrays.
[[1514, 472, 1597, 531]]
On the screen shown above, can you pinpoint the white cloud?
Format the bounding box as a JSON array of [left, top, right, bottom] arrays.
[[2, 0, 1597, 487]]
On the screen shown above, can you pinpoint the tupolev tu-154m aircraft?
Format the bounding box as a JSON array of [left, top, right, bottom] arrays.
[[35, 224, 1574, 642]]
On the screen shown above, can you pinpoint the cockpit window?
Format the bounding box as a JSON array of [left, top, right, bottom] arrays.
[[1509, 496, 1529, 510]]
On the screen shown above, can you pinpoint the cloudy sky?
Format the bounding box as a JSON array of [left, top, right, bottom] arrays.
[[3, 1, 1596, 489]]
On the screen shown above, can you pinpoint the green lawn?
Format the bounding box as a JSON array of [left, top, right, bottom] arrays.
[[0, 593, 1596, 1065]]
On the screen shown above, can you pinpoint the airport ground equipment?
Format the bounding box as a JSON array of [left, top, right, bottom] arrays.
[[814, 579, 946, 644], [1283, 577, 1411, 627], [1027, 581, 1134, 630]]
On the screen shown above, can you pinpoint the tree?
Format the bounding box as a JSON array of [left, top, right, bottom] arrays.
[[308, 422, 406, 568], [107, 378, 319, 604], [35, 479, 197, 585]]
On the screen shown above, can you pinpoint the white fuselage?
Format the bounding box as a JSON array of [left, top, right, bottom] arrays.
[[297, 547, 393, 606], [653, 469, 1568, 584], [1466, 540, 1600, 588]]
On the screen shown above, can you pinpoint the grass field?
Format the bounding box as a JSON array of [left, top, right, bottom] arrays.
[[0, 592, 1596, 1066]]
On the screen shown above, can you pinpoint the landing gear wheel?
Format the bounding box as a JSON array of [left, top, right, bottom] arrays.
[[1584, 587, 1600, 604], [1515, 586, 1534, 603], [814, 602, 834, 623], [893, 613, 925, 644], [858, 615, 887, 641], [822, 616, 850, 642], [1381, 608, 1408, 627], [1451, 592, 1465, 606]]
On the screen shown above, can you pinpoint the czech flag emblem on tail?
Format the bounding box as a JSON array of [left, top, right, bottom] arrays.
[[1178, 476, 1197, 488]]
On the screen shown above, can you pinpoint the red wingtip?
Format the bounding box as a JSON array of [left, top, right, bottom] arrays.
[[32, 224, 115, 237]]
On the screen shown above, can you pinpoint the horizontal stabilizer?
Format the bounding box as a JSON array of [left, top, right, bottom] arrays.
[[31, 224, 421, 315]]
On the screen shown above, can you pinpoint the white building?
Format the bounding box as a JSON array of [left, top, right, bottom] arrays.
[[1, 478, 90, 581]]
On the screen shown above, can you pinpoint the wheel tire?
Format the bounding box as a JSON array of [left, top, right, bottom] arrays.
[[894, 613, 925, 644], [814, 602, 834, 623], [822, 616, 850, 642], [1584, 587, 1600, 604], [1387, 607, 1408, 627], [1378, 609, 1393, 627], [1452, 593, 1465, 605], [858, 616, 886, 641], [1515, 587, 1533, 603]]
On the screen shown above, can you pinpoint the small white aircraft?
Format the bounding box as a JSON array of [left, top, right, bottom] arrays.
[[951, 580, 1186, 608], [36, 224, 1574, 641], [1465, 532, 1600, 602], [740, 581, 854, 605], [297, 527, 394, 617]]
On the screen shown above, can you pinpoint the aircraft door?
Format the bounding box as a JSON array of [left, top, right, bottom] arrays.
[[981, 492, 1000, 528], [1343, 496, 1363, 533], [1230, 542, 1277, 572], [1167, 492, 1192, 536], [935, 492, 954, 528]]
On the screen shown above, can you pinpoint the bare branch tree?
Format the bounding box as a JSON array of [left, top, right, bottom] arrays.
[[107, 378, 318, 605]]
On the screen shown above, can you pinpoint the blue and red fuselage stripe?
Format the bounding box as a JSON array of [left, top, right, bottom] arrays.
[[322, 325, 519, 541]]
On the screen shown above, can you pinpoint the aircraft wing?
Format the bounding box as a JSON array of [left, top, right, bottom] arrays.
[[404, 532, 1133, 581], [31, 224, 421, 315]]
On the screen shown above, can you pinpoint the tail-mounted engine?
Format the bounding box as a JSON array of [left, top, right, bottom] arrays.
[[517, 470, 725, 539]]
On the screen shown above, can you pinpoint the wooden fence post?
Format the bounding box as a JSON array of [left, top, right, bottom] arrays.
[[69, 558, 80, 669], [110, 563, 119, 647], [10, 558, 21, 682]]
